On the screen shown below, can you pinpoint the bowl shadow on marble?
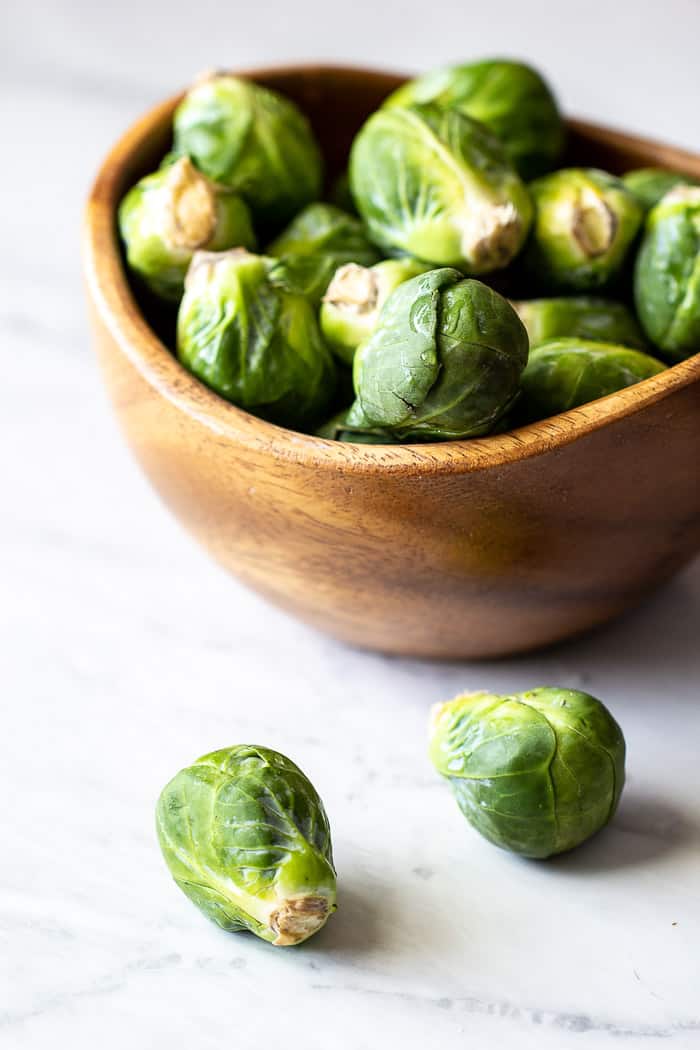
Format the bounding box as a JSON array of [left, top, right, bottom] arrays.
[[394, 558, 700, 688], [542, 792, 698, 875], [548, 564, 700, 683]]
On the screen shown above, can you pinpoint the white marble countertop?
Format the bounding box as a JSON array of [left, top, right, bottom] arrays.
[[3, 2, 700, 1046]]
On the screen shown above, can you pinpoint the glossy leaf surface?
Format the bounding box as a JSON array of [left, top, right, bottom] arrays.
[[430, 688, 626, 858], [156, 745, 336, 945]]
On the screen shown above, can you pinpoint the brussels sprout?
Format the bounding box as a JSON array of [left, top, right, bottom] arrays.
[[384, 60, 564, 179], [522, 169, 643, 292], [156, 745, 336, 945], [345, 268, 528, 440], [176, 249, 336, 427], [316, 409, 397, 443], [267, 203, 380, 305], [512, 296, 646, 349], [118, 156, 255, 301], [518, 338, 665, 421], [172, 74, 322, 230], [349, 105, 533, 273], [320, 258, 432, 365], [622, 168, 699, 213], [430, 687, 626, 858], [634, 186, 700, 362]]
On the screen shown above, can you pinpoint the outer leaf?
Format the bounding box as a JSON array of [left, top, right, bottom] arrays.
[[350, 268, 457, 428], [156, 745, 336, 946]]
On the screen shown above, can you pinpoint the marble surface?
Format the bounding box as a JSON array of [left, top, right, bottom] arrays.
[[2, 2, 700, 1046]]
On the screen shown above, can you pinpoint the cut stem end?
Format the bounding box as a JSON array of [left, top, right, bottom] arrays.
[[270, 895, 332, 946]]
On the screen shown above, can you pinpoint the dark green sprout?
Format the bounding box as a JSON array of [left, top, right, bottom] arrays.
[[430, 687, 626, 858], [518, 338, 666, 422], [345, 268, 529, 440]]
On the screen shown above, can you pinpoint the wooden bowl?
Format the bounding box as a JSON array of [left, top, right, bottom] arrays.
[[83, 64, 700, 659]]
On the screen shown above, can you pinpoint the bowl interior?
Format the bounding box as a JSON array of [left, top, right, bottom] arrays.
[[85, 64, 700, 473]]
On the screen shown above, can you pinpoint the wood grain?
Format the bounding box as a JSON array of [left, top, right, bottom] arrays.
[[83, 65, 700, 658]]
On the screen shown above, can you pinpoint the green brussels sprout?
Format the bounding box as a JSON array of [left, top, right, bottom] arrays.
[[172, 74, 322, 230], [267, 203, 380, 305], [384, 59, 564, 179], [118, 156, 255, 301], [345, 268, 529, 440], [512, 296, 646, 349], [156, 745, 336, 945], [320, 258, 432, 365], [349, 105, 533, 273], [316, 409, 397, 443], [622, 168, 699, 213], [430, 687, 626, 858], [634, 186, 700, 362], [522, 169, 643, 292], [518, 338, 665, 422], [176, 249, 336, 428]]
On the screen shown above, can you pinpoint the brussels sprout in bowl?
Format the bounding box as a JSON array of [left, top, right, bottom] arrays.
[[383, 59, 565, 180], [349, 104, 533, 273], [634, 186, 700, 362], [83, 63, 700, 659], [345, 269, 529, 441], [517, 338, 666, 423], [176, 248, 336, 428], [172, 73, 323, 232], [118, 156, 256, 302], [521, 168, 643, 293]]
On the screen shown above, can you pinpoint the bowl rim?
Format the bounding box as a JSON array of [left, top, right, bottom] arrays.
[[82, 62, 700, 477]]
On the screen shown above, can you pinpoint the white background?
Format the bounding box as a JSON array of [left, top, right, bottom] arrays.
[[2, 2, 700, 1047]]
